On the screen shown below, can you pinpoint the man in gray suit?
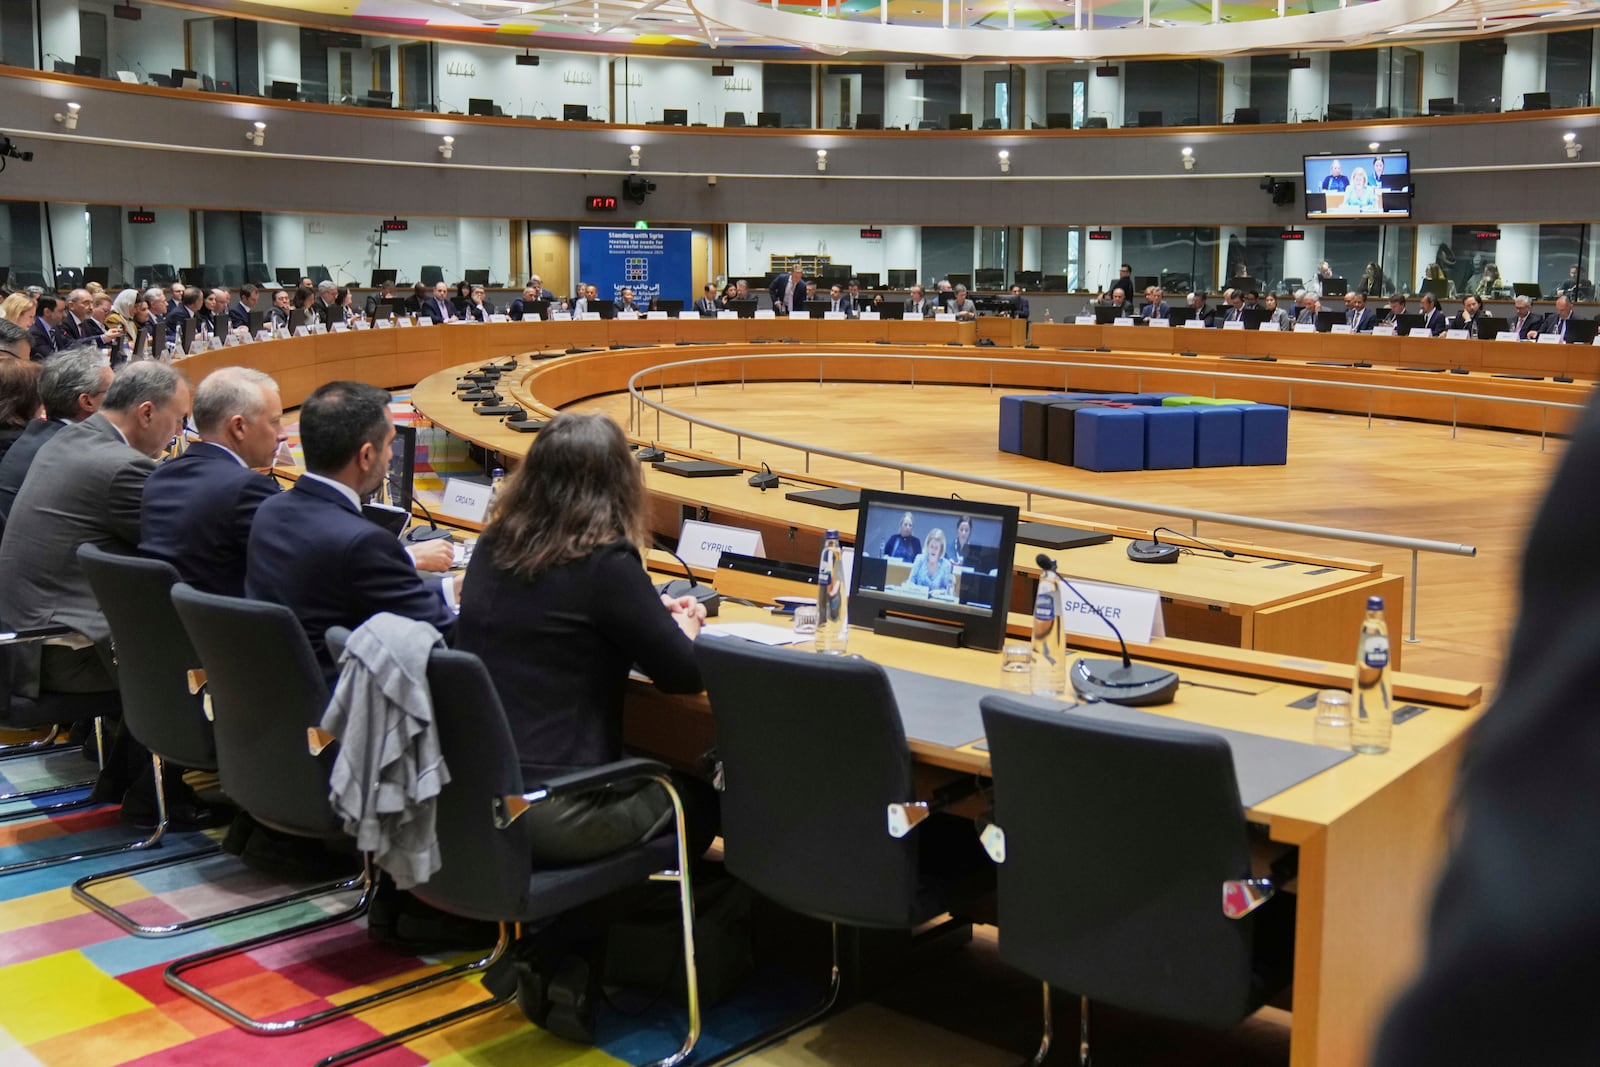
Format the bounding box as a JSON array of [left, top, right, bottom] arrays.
[[0, 360, 190, 695]]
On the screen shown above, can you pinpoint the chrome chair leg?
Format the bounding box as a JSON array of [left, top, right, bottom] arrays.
[[0, 724, 60, 760], [0, 751, 198, 876], [1079, 994, 1090, 1067], [0, 717, 106, 822], [644, 772, 701, 1067], [1026, 982, 1053, 1066], [311, 923, 517, 1067]]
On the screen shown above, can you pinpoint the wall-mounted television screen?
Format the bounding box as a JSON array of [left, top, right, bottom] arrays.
[[1303, 151, 1410, 219], [847, 489, 1018, 651]]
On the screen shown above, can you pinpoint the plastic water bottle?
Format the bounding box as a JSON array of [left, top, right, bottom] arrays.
[[487, 467, 506, 516], [815, 529, 848, 654], [1031, 569, 1067, 696], [1351, 596, 1392, 754], [1043, 306, 1053, 323]]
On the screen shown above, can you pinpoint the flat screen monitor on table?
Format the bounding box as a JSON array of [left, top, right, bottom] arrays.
[[848, 489, 1019, 651]]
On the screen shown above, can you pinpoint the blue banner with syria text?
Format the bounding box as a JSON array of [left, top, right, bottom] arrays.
[[577, 227, 693, 306]]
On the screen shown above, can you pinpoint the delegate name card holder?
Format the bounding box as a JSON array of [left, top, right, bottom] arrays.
[[416, 317, 434, 327], [1074, 315, 1096, 325], [1293, 322, 1317, 333], [860, 311, 881, 320], [1147, 318, 1170, 328], [824, 311, 848, 320], [1329, 324, 1353, 335], [1113, 316, 1137, 327], [790, 310, 813, 320], [1496, 330, 1521, 341], [676, 519, 766, 570], [1056, 578, 1165, 643], [717, 310, 739, 320], [1537, 332, 1564, 344], [1445, 328, 1470, 340], [754, 309, 776, 319], [1183, 318, 1208, 328], [647, 311, 670, 320], [439, 476, 493, 524], [1223, 319, 1246, 331], [903, 311, 924, 321], [1371, 324, 1397, 336], [935, 312, 957, 322]]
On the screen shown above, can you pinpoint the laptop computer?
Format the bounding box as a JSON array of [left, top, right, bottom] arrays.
[[652, 460, 743, 478], [785, 487, 861, 509]]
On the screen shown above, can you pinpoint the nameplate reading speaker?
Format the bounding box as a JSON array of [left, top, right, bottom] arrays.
[[1055, 579, 1164, 644]]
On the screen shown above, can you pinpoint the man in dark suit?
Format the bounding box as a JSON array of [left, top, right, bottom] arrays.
[[0, 317, 28, 361], [29, 295, 66, 360], [906, 283, 938, 318], [1418, 293, 1448, 335], [694, 284, 719, 316], [1009, 284, 1032, 320], [140, 367, 284, 597], [1506, 295, 1540, 341], [245, 381, 458, 682], [0, 361, 189, 692], [1347, 292, 1376, 333], [421, 281, 458, 324], [165, 286, 201, 344], [768, 266, 807, 316], [228, 283, 259, 330], [1535, 295, 1582, 341], [508, 284, 540, 321], [0, 347, 113, 522], [311, 280, 339, 325], [58, 289, 95, 344], [1372, 391, 1600, 1067], [825, 284, 856, 317]]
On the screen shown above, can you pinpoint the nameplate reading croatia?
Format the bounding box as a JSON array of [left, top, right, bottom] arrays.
[[440, 477, 493, 524]]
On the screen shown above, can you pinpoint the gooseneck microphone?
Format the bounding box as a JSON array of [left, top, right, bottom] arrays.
[[1036, 553, 1179, 706], [655, 548, 721, 618], [403, 496, 454, 543], [1127, 526, 1237, 564]]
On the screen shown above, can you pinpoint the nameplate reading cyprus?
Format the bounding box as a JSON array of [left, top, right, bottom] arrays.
[[1055, 579, 1164, 644], [440, 477, 493, 524], [676, 519, 765, 570]]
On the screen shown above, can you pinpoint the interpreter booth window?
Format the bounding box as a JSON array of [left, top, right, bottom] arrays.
[[1119, 228, 1220, 297], [1222, 230, 1287, 296], [1039, 227, 1085, 291], [1122, 59, 1220, 128], [1545, 30, 1595, 108], [1538, 224, 1590, 299], [1323, 225, 1415, 298], [1042, 68, 1088, 129]]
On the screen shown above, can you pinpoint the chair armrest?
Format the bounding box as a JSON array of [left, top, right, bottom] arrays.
[[0, 625, 77, 645], [494, 757, 672, 829], [887, 776, 984, 839]]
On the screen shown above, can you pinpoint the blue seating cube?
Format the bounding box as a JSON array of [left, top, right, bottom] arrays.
[[1143, 407, 1196, 469], [1239, 404, 1289, 465], [1193, 406, 1243, 467], [1074, 407, 1146, 472]]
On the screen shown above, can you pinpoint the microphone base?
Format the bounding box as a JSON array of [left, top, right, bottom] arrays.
[[1127, 539, 1180, 564], [1071, 658, 1180, 706], [656, 580, 721, 618], [403, 526, 455, 543]]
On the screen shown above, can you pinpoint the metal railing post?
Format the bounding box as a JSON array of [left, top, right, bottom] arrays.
[[1407, 550, 1421, 644], [1451, 399, 1458, 440]]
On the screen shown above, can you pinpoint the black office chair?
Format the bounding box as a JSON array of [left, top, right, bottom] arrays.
[[723, 111, 746, 127], [419, 265, 445, 287], [0, 626, 107, 811], [132, 264, 154, 287], [164, 586, 477, 1040], [978, 696, 1295, 1066], [980, 117, 1003, 129], [312, 634, 703, 1067], [72, 546, 361, 937], [151, 263, 179, 285], [696, 638, 992, 1054]]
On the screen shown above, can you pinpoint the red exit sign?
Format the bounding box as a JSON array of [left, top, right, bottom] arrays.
[[1472, 228, 1501, 240], [1088, 229, 1112, 241], [859, 228, 883, 239], [127, 210, 156, 224], [1280, 229, 1306, 241], [381, 218, 409, 232]]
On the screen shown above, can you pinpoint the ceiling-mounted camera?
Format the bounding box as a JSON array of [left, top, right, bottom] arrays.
[[622, 175, 656, 205], [0, 134, 35, 166]]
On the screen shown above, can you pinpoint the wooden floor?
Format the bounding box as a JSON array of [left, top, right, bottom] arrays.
[[572, 381, 1567, 686]]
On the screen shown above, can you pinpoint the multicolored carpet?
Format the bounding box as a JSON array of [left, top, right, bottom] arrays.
[[0, 744, 801, 1066]]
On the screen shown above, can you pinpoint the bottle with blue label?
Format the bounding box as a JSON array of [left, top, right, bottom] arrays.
[[1351, 595, 1392, 754], [1031, 569, 1067, 696], [815, 530, 848, 654]]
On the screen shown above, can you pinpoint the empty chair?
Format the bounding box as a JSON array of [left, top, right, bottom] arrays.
[[723, 110, 746, 127], [696, 638, 992, 1054], [313, 634, 703, 1067], [979, 695, 1295, 1065], [419, 265, 445, 287], [980, 117, 1003, 129], [245, 261, 271, 285], [73, 546, 359, 937], [55, 268, 84, 290], [150, 263, 179, 284], [307, 264, 332, 285]]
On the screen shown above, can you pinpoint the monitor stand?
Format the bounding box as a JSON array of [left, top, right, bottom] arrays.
[[873, 613, 964, 649]]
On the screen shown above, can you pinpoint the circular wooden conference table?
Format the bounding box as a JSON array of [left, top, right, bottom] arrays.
[[178, 318, 1493, 1067]]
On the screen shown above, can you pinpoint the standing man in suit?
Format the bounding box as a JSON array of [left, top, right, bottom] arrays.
[[29, 295, 66, 360], [1418, 293, 1448, 336], [1506, 296, 1539, 341], [0, 347, 112, 521], [139, 367, 284, 597], [245, 381, 458, 682], [1535, 295, 1582, 341], [0, 360, 190, 692], [769, 266, 807, 316], [694, 284, 719, 316], [1009, 284, 1031, 320], [422, 281, 459, 324]]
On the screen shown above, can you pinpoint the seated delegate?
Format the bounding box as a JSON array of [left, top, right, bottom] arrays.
[[908, 528, 954, 593]]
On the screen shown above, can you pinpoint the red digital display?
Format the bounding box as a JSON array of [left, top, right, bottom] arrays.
[[1280, 229, 1306, 241], [586, 195, 619, 211], [382, 218, 409, 232], [127, 210, 156, 224], [859, 228, 883, 239], [1088, 229, 1112, 241]]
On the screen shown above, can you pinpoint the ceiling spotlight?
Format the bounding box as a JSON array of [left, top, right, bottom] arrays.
[[1181, 146, 1195, 171], [816, 148, 828, 173], [439, 135, 455, 160], [629, 143, 641, 167], [1368, 141, 1380, 151], [998, 149, 1011, 174], [245, 120, 266, 146], [1565, 131, 1582, 159], [53, 101, 81, 129]]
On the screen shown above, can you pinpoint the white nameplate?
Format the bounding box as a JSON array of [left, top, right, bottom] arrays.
[[1293, 323, 1317, 333], [935, 312, 956, 322], [859, 311, 880, 320], [489, 313, 509, 323], [1496, 330, 1521, 341], [331, 322, 348, 332], [581, 312, 601, 321], [1537, 332, 1563, 344], [1445, 328, 1470, 340], [1184, 318, 1209, 328], [395, 318, 411, 328], [617, 310, 639, 319], [790, 310, 812, 319], [1223, 319, 1246, 330], [1371, 325, 1396, 336], [255, 329, 274, 341], [717, 310, 738, 320], [676, 519, 767, 570], [824, 311, 847, 320], [440, 477, 493, 524], [1055, 579, 1165, 644], [1074, 315, 1096, 325], [293, 326, 310, 337], [1146, 318, 1170, 328], [416, 318, 433, 327], [1113, 316, 1136, 327], [903, 311, 924, 321], [1330, 324, 1353, 335], [754, 309, 776, 319], [646, 311, 670, 320], [353, 319, 370, 330]]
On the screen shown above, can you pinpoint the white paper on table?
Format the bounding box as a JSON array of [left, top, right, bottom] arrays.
[[701, 622, 811, 646]]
